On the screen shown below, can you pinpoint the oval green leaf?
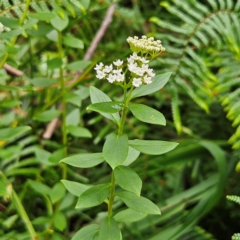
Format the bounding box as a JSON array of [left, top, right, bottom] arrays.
[[67, 126, 92, 138], [0, 29, 23, 39], [61, 180, 91, 197], [114, 166, 142, 196], [103, 133, 129, 169], [63, 36, 84, 49], [0, 126, 31, 141], [87, 102, 123, 114], [66, 60, 91, 71], [50, 15, 69, 31], [130, 72, 171, 99], [90, 86, 120, 123], [34, 110, 61, 122], [29, 12, 56, 21], [129, 103, 166, 125], [72, 224, 100, 240], [50, 182, 66, 204], [76, 184, 110, 209], [114, 208, 147, 223], [129, 139, 178, 155], [30, 77, 58, 87], [116, 191, 161, 215], [60, 153, 104, 168], [99, 217, 121, 240]]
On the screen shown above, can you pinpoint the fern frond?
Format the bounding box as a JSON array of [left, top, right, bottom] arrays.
[[207, 0, 218, 11], [152, 0, 240, 147], [170, 84, 182, 134], [226, 195, 240, 205]]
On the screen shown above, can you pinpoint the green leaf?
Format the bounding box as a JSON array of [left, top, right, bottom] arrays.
[[128, 103, 166, 125], [49, 148, 65, 164], [122, 147, 140, 166], [103, 133, 128, 169], [0, 126, 31, 141], [114, 166, 142, 196], [0, 29, 22, 39], [65, 93, 82, 107], [29, 12, 56, 21], [66, 108, 80, 126], [72, 224, 100, 240], [54, 211, 67, 231], [87, 102, 123, 114], [34, 110, 61, 122], [76, 184, 110, 209], [63, 36, 84, 49], [0, 84, 20, 91], [35, 148, 52, 165], [30, 77, 58, 87], [0, 100, 21, 108], [129, 139, 178, 155], [50, 182, 66, 204], [99, 217, 121, 240], [0, 17, 20, 29], [67, 126, 92, 138], [61, 180, 91, 197], [28, 180, 51, 195], [26, 23, 53, 37], [90, 86, 120, 123], [114, 208, 147, 222], [50, 15, 69, 31], [23, 18, 38, 30], [116, 191, 161, 215], [0, 181, 6, 197], [60, 153, 104, 168], [66, 60, 91, 71], [130, 72, 171, 99], [47, 58, 62, 70]]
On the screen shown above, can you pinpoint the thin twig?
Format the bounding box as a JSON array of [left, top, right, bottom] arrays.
[[42, 3, 117, 139], [4, 64, 23, 76]]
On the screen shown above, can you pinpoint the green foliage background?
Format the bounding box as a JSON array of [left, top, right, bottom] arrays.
[[0, 0, 240, 239]]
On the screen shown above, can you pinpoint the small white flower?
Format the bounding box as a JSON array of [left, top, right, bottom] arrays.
[[103, 64, 113, 73], [141, 64, 149, 71], [113, 59, 123, 67], [143, 75, 152, 84], [140, 57, 149, 64], [113, 69, 122, 74], [128, 62, 138, 72], [115, 73, 125, 82], [94, 62, 104, 71], [107, 73, 116, 83], [131, 52, 140, 60], [132, 78, 142, 87], [135, 67, 145, 76], [96, 70, 106, 79], [146, 68, 155, 77]]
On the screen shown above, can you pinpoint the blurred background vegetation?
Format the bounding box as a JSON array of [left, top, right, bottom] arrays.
[[0, 0, 240, 239]]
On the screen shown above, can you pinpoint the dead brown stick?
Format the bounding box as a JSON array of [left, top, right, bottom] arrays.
[[42, 3, 117, 139], [4, 63, 23, 76]]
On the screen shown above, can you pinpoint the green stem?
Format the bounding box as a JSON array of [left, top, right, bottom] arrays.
[[57, 30, 67, 179], [0, 172, 37, 239], [108, 85, 134, 218], [0, 0, 31, 68], [108, 171, 116, 217]]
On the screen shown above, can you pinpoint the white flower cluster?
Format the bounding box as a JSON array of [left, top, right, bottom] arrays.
[[94, 53, 155, 88], [94, 59, 124, 84], [127, 35, 165, 56], [127, 52, 155, 87]]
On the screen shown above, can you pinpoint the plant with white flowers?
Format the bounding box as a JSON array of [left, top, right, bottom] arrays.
[[59, 35, 178, 240]]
